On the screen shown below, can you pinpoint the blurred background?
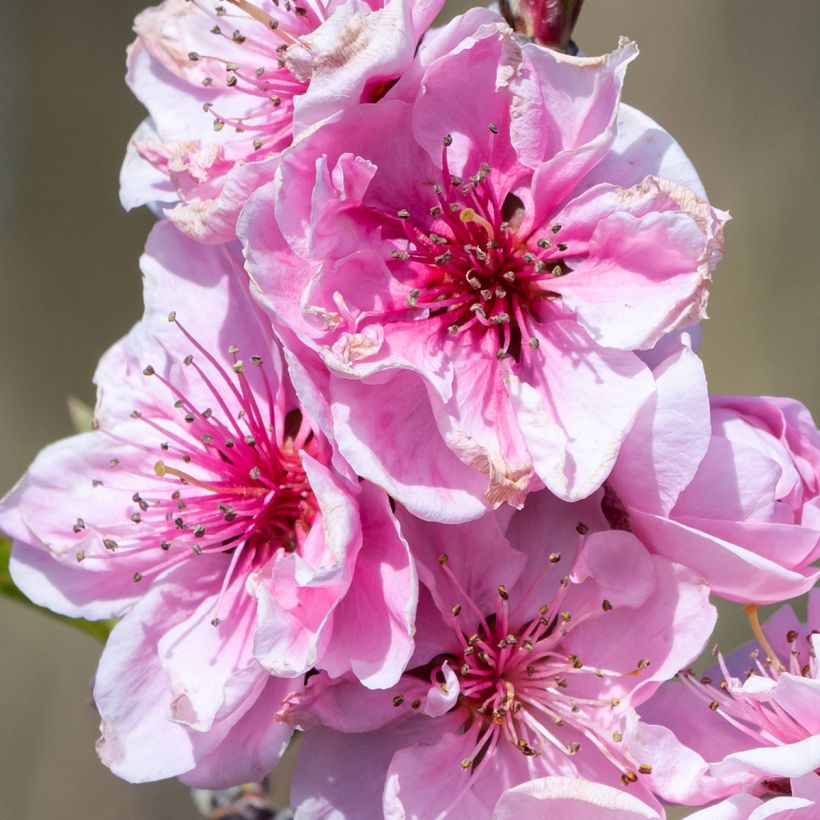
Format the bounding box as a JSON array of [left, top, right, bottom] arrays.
[[1, 1, 818, 817]]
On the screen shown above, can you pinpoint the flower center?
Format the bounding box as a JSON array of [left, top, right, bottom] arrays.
[[391, 537, 654, 791], [681, 605, 818, 749], [181, 0, 325, 154], [73, 314, 319, 625], [386, 131, 573, 361]]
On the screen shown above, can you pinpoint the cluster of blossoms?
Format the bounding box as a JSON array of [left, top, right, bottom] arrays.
[[3, 0, 818, 816]]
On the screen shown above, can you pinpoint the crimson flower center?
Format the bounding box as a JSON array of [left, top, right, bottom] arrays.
[[73, 316, 319, 625], [385, 131, 575, 361]]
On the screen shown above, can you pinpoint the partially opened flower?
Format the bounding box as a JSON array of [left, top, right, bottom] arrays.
[[607, 342, 820, 603], [285, 490, 716, 817], [0, 222, 416, 785], [241, 15, 727, 523], [640, 591, 820, 806], [121, 0, 444, 242]]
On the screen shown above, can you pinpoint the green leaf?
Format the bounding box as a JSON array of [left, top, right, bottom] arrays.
[[0, 537, 116, 642]]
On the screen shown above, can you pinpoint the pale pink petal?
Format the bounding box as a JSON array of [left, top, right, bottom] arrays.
[[509, 320, 653, 501], [609, 343, 710, 516], [316, 482, 417, 689], [330, 369, 490, 522], [493, 776, 662, 819]]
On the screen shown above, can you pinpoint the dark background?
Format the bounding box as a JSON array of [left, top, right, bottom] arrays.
[[1, 2, 818, 817]]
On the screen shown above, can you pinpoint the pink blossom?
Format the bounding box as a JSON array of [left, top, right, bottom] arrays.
[[121, 0, 443, 242], [640, 591, 820, 807], [241, 18, 727, 522], [285, 490, 716, 817], [0, 223, 416, 784], [607, 342, 820, 603]]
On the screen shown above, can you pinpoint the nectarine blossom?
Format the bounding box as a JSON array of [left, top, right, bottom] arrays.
[[241, 16, 727, 522]]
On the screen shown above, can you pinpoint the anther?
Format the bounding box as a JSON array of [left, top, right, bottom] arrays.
[[498, 584, 509, 600], [103, 538, 118, 551], [142, 365, 155, 376], [488, 122, 498, 134], [211, 617, 221, 627], [451, 604, 462, 616], [576, 523, 589, 535], [75, 550, 85, 563], [443, 134, 453, 147], [438, 554, 449, 566], [639, 764, 653, 775], [397, 209, 410, 219], [551, 224, 562, 234], [548, 552, 561, 563], [602, 599, 613, 612], [133, 572, 143, 583], [393, 695, 404, 707]]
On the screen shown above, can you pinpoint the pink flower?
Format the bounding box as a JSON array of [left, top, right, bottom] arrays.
[[0, 223, 416, 784], [241, 17, 727, 522], [121, 0, 443, 242], [607, 342, 820, 603], [284, 490, 716, 817], [640, 591, 820, 807]]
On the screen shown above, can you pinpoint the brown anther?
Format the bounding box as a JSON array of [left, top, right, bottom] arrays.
[[560, 611, 571, 622], [438, 554, 449, 566], [497, 584, 509, 600], [443, 134, 453, 147], [639, 764, 653, 775], [73, 518, 85, 533], [103, 538, 118, 551], [787, 629, 799, 642], [557, 242, 568, 252], [551, 223, 562, 234], [75, 550, 85, 563], [488, 122, 498, 134], [451, 604, 462, 616], [612, 730, 623, 742], [211, 618, 221, 627], [576, 522, 589, 535], [392, 695, 404, 707], [461, 758, 473, 770], [460, 664, 470, 676], [130, 513, 142, 524], [410, 699, 422, 710], [160, 541, 171, 551], [709, 700, 719, 711], [548, 552, 561, 563], [133, 572, 143, 583], [537, 237, 551, 249], [602, 599, 613, 612], [526, 664, 535, 676]]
